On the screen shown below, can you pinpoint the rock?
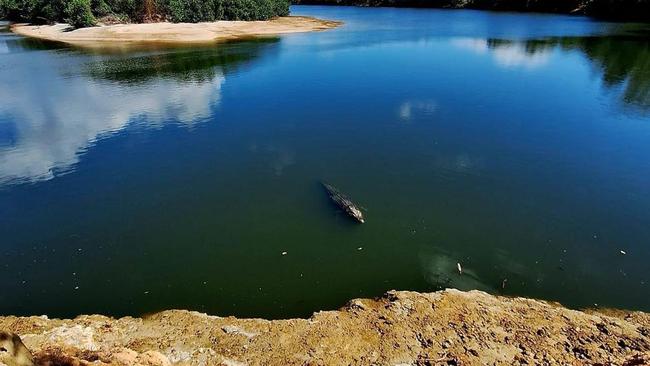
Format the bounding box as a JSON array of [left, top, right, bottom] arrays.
[[0, 331, 34, 366], [43, 325, 98, 351], [110, 348, 171, 366], [138, 351, 172, 366], [349, 299, 366, 311], [112, 347, 138, 365], [2, 290, 650, 365], [221, 358, 247, 366], [221, 325, 258, 338]]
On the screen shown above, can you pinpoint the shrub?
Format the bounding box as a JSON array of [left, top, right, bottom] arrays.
[[91, 0, 112, 16], [41, 0, 67, 21], [166, 0, 206, 22], [583, 0, 650, 20], [0, 0, 7, 19], [0, 0, 40, 21], [221, 0, 288, 20], [65, 0, 96, 27], [104, 0, 138, 18]]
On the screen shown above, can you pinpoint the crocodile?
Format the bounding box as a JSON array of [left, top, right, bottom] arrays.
[[322, 182, 365, 224]]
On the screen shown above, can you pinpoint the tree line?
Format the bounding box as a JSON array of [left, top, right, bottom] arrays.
[[0, 0, 290, 28], [292, 0, 650, 21]]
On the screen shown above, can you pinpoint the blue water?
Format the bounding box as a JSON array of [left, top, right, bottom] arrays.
[[1, 7, 649, 318]]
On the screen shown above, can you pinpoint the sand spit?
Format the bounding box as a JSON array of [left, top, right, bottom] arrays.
[[10, 16, 341, 47]]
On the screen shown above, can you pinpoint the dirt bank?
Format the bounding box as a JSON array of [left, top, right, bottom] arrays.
[[10, 16, 341, 47], [1, 289, 650, 365]]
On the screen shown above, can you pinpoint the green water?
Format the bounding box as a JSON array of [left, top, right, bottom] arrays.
[[1, 7, 650, 318]]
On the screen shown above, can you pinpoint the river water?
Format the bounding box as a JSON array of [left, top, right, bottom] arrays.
[[1, 6, 649, 318]]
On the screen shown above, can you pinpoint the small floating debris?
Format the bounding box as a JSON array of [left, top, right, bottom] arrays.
[[457, 262, 462, 275], [281, 251, 287, 256], [620, 250, 627, 255], [357, 247, 363, 251], [322, 182, 365, 223]]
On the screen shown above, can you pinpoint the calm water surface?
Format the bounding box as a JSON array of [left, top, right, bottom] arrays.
[[1, 7, 650, 318]]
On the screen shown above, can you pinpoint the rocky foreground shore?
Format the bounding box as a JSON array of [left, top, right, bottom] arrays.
[[1, 289, 650, 365]]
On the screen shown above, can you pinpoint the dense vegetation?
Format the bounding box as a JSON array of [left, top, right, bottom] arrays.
[[292, 0, 650, 21], [0, 0, 290, 27]]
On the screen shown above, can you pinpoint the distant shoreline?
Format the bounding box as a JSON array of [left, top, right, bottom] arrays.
[[10, 16, 341, 47], [293, 0, 650, 22]]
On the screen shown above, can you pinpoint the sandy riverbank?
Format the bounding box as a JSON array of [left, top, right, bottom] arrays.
[[1, 289, 649, 365], [10, 16, 341, 46]]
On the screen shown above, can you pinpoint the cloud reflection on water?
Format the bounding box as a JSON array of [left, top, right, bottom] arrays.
[[452, 34, 650, 110], [451, 37, 552, 69], [0, 39, 279, 186], [398, 100, 438, 121], [0, 71, 223, 184]]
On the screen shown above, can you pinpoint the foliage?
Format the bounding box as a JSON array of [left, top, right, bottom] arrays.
[[0, 0, 290, 26], [0, 0, 41, 22], [90, 0, 112, 16], [292, 0, 650, 21], [104, 0, 138, 19], [65, 0, 96, 27], [160, 0, 288, 22], [582, 0, 650, 20], [165, 0, 218, 22]]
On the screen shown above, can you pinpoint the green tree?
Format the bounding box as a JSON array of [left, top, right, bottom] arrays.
[[1, 0, 290, 27], [65, 0, 96, 27]]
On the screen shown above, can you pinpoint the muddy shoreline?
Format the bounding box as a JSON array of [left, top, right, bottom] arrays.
[[1, 289, 649, 365]]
